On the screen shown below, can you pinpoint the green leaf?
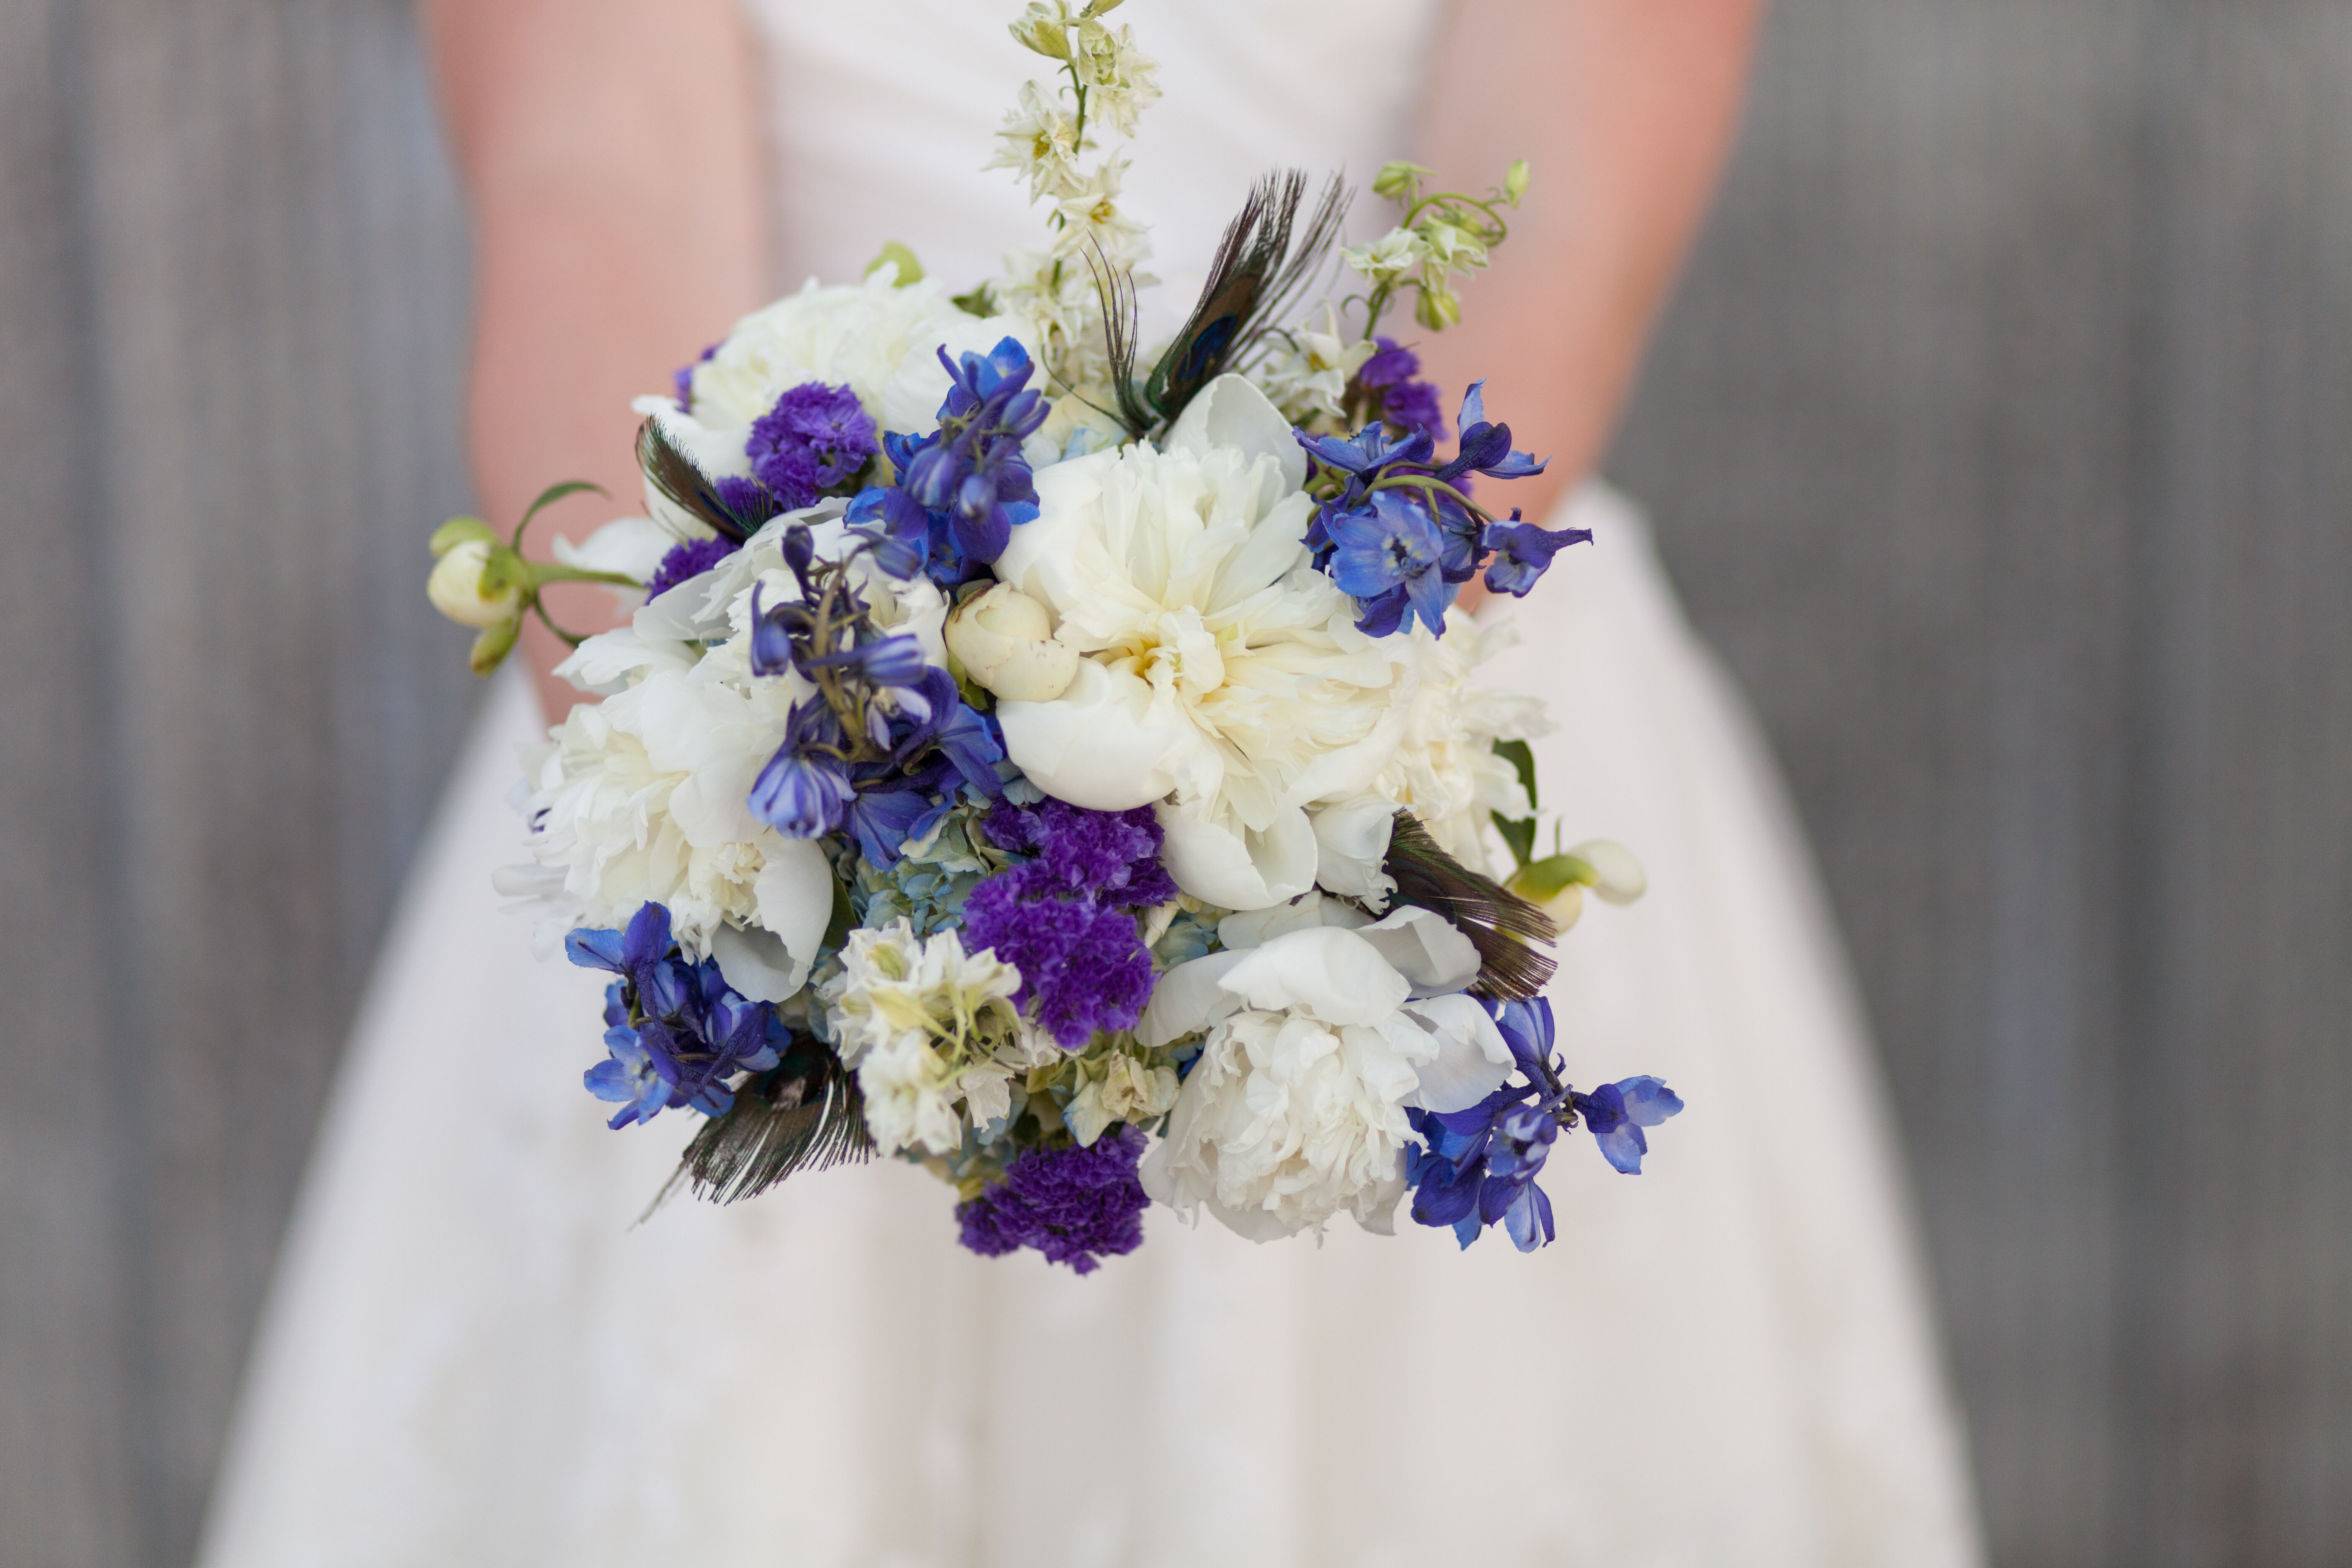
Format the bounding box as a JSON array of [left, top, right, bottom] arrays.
[[475, 544, 528, 597], [823, 868, 855, 951], [428, 516, 496, 557], [1490, 738, 1540, 868], [864, 241, 925, 286], [513, 479, 609, 545]]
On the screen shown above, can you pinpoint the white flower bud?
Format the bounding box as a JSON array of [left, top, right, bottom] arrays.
[[427, 539, 524, 629], [1568, 839, 1647, 905], [945, 582, 1079, 702]]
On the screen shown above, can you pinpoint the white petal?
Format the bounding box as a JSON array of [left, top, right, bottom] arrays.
[[997, 659, 1186, 810], [1398, 993, 1514, 1113], [1215, 927, 1410, 1026], [1164, 373, 1307, 494], [1154, 801, 1319, 910], [708, 921, 804, 1004], [1309, 794, 1398, 906], [1352, 906, 1483, 997], [1134, 950, 1250, 1050], [753, 836, 836, 981], [552, 515, 683, 584], [1213, 891, 1369, 952]]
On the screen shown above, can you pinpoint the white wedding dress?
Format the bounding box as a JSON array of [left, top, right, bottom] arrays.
[[199, 4, 1986, 1565]]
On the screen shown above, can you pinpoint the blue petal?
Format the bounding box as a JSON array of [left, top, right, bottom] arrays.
[[1591, 1120, 1651, 1175], [564, 926, 629, 975], [1616, 1075, 1685, 1127]]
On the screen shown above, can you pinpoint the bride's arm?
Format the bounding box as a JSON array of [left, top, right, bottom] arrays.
[[420, 0, 768, 719], [1415, 0, 1762, 569]]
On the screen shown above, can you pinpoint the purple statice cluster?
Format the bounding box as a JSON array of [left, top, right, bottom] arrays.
[[645, 535, 738, 601], [744, 523, 1004, 864], [957, 1124, 1151, 1273], [1404, 998, 1684, 1251], [959, 799, 1176, 1048], [1299, 381, 1591, 636], [746, 381, 879, 508], [1357, 337, 1447, 439], [848, 338, 1048, 586], [568, 902, 787, 1129]]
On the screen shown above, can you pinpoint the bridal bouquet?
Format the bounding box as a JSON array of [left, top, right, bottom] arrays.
[[426, 0, 1679, 1271]]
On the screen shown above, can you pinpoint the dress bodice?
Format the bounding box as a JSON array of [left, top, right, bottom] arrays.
[[741, 0, 1445, 305]]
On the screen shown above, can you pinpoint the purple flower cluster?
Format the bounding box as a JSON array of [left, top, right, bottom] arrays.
[[746, 381, 879, 509], [567, 903, 785, 1129], [1357, 337, 1447, 438], [645, 536, 738, 601], [957, 800, 1174, 1048], [956, 1125, 1151, 1273], [1405, 998, 1684, 1251]]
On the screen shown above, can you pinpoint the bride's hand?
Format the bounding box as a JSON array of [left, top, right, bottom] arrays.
[[1418, 0, 1762, 618], [420, 0, 768, 722]]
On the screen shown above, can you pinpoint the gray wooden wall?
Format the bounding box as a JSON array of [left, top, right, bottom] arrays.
[[0, 1, 2344, 1565]]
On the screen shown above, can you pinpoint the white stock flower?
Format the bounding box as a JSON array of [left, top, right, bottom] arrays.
[[1134, 906, 1509, 1239], [991, 375, 1418, 910], [822, 921, 1041, 1156]]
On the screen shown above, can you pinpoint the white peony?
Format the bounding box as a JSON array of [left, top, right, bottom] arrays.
[[513, 508, 943, 997], [1359, 608, 1554, 871], [1134, 905, 1511, 1239], [822, 921, 1047, 1156], [991, 375, 1418, 910]]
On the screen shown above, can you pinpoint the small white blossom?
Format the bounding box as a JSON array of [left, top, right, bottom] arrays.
[[1066, 1049, 1180, 1147], [1050, 157, 1148, 262], [1070, 21, 1160, 136], [1371, 609, 1554, 870], [1257, 304, 1376, 426], [823, 921, 1044, 1156], [1344, 227, 1424, 286], [986, 82, 1085, 200]]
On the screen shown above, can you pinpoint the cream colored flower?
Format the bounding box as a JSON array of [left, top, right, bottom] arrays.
[[991, 376, 1419, 910], [1065, 1048, 1180, 1147]]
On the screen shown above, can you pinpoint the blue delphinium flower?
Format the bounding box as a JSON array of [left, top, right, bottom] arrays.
[[746, 381, 878, 507], [1404, 997, 1684, 1251], [1480, 507, 1594, 597], [1296, 378, 1560, 636], [567, 902, 787, 1128], [846, 338, 1050, 585], [1329, 489, 1450, 637], [956, 1125, 1151, 1273]]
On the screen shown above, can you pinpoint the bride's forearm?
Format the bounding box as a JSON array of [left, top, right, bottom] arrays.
[[1414, 0, 1762, 576], [421, 0, 767, 720]]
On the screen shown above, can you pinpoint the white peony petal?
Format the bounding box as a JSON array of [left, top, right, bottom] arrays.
[[1164, 373, 1308, 494], [1215, 927, 1411, 1026], [1134, 949, 1251, 1050], [1214, 891, 1369, 952], [997, 659, 1186, 810], [1308, 794, 1399, 907], [1351, 906, 1483, 997], [1154, 801, 1320, 910], [752, 836, 835, 985], [1398, 993, 1515, 1113], [707, 921, 804, 1004]]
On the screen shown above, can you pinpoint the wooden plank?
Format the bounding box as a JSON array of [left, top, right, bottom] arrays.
[[1613, 2, 2150, 1563], [68, 0, 476, 1558], [0, 1, 142, 1563], [2116, 5, 2352, 1564], [1617, 0, 2352, 1562]]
